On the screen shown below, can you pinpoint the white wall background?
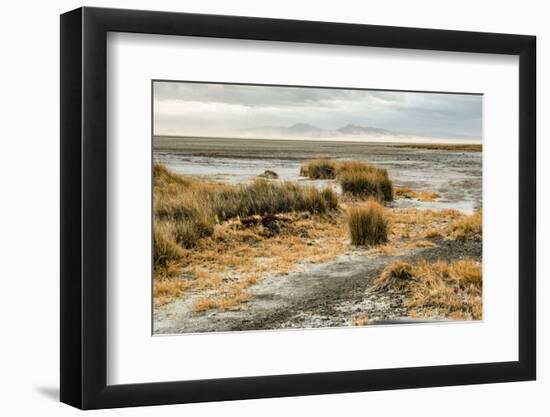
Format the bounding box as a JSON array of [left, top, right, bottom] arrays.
[[0, 0, 545, 415]]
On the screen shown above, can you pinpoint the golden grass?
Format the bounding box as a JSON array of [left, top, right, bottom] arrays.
[[339, 162, 393, 201], [153, 222, 186, 266], [374, 259, 482, 320], [394, 187, 440, 201], [153, 162, 339, 257], [417, 191, 440, 202], [394, 144, 482, 152], [386, 208, 462, 241], [193, 286, 254, 312], [394, 187, 417, 199], [353, 314, 370, 326], [152, 211, 348, 309], [299, 158, 336, 179], [154, 279, 191, 307], [339, 169, 393, 201], [449, 209, 482, 239], [347, 200, 389, 246], [374, 261, 414, 291], [300, 159, 394, 201], [185, 213, 346, 311], [153, 161, 193, 187], [152, 162, 481, 313], [154, 205, 479, 309], [424, 229, 442, 239], [153, 163, 342, 308]]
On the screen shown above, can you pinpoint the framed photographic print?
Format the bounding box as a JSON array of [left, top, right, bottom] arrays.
[[60, 7, 536, 409]]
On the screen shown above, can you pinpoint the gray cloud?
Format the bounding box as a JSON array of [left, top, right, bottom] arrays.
[[153, 81, 482, 140]]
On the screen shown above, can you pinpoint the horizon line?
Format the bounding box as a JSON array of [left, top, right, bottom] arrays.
[[153, 134, 483, 145]]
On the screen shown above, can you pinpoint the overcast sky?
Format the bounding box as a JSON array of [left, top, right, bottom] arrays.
[[153, 82, 482, 140]]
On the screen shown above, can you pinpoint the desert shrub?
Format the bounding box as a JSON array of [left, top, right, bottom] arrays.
[[339, 169, 393, 201], [171, 216, 216, 248], [299, 158, 337, 179], [374, 261, 415, 291], [347, 200, 389, 246], [335, 160, 375, 175], [377, 171, 394, 201], [299, 159, 394, 201], [321, 187, 340, 211], [339, 170, 379, 197], [211, 180, 338, 219], [153, 222, 185, 267], [302, 185, 339, 213], [155, 191, 205, 221]]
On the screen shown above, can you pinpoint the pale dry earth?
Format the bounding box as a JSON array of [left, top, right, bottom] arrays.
[[154, 237, 481, 334]]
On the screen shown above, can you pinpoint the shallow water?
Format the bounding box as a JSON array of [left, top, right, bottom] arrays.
[[154, 136, 482, 213]]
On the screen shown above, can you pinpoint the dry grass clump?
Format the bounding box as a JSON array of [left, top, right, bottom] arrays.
[[394, 187, 440, 201], [374, 259, 482, 320], [347, 200, 389, 246], [300, 159, 394, 201], [211, 179, 339, 220], [153, 222, 186, 266], [299, 158, 336, 179], [337, 161, 393, 201], [153, 163, 339, 257], [374, 261, 415, 291], [344, 171, 392, 201], [448, 209, 482, 239]]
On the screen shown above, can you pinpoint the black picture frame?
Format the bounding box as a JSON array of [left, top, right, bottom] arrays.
[[60, 6, 536, 410]]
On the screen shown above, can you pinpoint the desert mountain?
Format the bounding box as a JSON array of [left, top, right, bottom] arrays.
[[236, 123, 397, 139]]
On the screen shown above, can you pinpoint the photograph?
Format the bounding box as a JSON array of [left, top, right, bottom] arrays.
[[152, 81, 483, 334]]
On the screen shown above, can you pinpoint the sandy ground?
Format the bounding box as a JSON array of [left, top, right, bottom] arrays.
[[154, 237, 481, 334]]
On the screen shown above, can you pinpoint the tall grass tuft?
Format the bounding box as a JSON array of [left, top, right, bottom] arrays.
[[299, 158, 336, 179], [347, 200, 389, 246], [210, 179, 339, 220], [153, 163, 340, 258], [377, 171, 394, 202], [300, 159, 393, 201], [374, 261, 415, 291], [153, 222, 185, 267]]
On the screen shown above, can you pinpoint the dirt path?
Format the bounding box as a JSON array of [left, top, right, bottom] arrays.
[[154, 238, 481, 334]]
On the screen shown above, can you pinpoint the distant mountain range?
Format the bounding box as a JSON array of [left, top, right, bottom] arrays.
[[235, 123, 400, 140]]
